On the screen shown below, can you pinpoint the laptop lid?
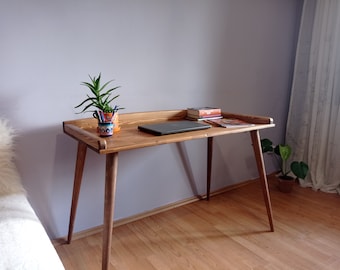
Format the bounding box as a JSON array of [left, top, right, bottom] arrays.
[[138, 120, 211, 136]]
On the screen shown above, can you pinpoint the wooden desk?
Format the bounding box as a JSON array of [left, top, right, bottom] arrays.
[[63, 110, 275, 270]]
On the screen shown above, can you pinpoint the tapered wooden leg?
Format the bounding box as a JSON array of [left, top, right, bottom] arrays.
[[67, 141, 87, 244], [207, 137, 213, 200], [250, 130, 274, 232], [102, 152, 119, 270]]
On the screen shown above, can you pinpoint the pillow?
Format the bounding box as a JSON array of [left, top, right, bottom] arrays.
[[0, 118, 24, 195]]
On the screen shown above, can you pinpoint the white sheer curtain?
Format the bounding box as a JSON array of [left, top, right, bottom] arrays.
[[286, 0, 340, 194]]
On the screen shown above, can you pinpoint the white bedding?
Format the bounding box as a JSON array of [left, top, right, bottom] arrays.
[[0, 118, 65, 269], [0, 193, 65, 270]]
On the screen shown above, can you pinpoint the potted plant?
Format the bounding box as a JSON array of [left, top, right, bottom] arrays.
[[261, 138, 309, 193], [75, 73, 123, 136]]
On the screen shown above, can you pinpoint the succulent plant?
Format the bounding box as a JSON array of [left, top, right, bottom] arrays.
[[75, 73, 122, 114]]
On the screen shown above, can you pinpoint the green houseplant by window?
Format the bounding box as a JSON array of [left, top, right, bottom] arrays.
[[261, 138, 309, 192]]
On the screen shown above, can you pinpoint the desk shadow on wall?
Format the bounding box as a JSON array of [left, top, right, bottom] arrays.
[[14, 125, 103, 238], [208, 134, 260, 189], [14, 125, 71, 237], [52, 132, 106, 238], [176, 142, 202, 199]]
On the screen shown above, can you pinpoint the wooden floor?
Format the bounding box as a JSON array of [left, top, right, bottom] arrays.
[[55, 177, 340, 270]]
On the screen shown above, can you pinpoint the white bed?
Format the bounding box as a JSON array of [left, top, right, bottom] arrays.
[[0, 118, 65, 270]]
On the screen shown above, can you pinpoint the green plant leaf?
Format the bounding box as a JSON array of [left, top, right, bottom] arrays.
[[77, 102, 95, 113], [99, 80, 114, 92], [279, 144, 291, 161], [291, 161, 309, 179], [279, 144, 291, 176], [261, 138, 273, 153], [107, 94, 120, 104]]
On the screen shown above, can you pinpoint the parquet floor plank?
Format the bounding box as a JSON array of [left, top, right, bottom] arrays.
[[56, 177, 340, 270]]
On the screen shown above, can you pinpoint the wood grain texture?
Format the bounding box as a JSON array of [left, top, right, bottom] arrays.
[[62, 110, 275, 270], [102, 153, 119, 270], [56, 177, 340, 270], [67, 142, 87, 244], [250, 130, 274, 231], [63, 110, 275, 154]]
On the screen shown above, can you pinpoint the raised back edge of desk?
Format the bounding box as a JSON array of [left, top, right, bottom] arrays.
[[222, 112, 274, 124], [118, 110, 274, 125]]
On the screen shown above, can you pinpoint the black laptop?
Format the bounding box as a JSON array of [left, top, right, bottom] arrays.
[[138, 120, 211, 136]]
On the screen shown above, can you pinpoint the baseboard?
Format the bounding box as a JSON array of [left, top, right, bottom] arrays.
[[52, 178, 257, 246]]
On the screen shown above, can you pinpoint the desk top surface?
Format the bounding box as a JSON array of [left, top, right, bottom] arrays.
[[63, 110, 275, 154]]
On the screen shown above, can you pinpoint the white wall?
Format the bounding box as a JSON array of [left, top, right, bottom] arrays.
[[0, 0, 302, 238]]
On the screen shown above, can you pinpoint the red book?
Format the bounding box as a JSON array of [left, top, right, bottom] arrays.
[[187, 107, 221, 117]]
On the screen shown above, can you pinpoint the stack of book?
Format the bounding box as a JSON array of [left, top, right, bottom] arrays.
[[186, 107, 222, 121]]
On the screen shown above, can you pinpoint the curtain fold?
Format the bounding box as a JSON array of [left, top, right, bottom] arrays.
[[286, 0, 340, 194]]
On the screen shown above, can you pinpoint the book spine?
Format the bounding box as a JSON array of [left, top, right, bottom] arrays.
[[187, 108, 221, 117], [186, 115, 223, 121], [187, 113, 222, 119]]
